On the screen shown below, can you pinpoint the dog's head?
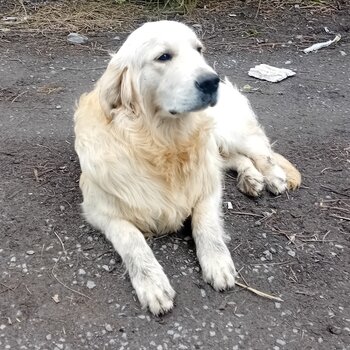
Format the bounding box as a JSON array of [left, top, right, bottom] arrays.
[[98, 21, 219, 119]]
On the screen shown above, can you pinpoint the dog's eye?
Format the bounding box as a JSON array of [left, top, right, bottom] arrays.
[[157, 53, 172, 62], [197, 46, 203, 53]]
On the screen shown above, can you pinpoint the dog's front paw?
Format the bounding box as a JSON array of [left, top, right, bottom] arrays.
[[200, 253, 237, 291], [264, 165, 288, 195], [237, 167, 265, 197], [131, 268, 175, 315]]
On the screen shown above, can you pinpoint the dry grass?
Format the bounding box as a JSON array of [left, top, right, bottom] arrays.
[[0, 0, 343, 34], [1, 0, 153, 34]]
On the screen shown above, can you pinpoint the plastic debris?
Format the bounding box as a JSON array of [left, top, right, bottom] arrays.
[[67, 33, 89, 45], [248, 64, 296, 83], [303, 34, 341, 53], [225, 201, 233, 209]]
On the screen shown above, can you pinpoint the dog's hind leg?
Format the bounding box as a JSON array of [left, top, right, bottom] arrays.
[[237, 135, 301, 195], [89, 215, 175, 315], [212, 78, 301, 195], [223, 153, 265, 197], [272, 152, 301, 191]]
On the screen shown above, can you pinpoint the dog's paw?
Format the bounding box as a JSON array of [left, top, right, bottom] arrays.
[[264, 165, 288, 195], [286, 169, 302, 191], [131, 268, 175, 315], [237, 168, 264, 197], [200, 253, 237, 291], [237, 167, 265, 197]]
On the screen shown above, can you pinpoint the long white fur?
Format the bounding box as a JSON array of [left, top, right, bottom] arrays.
[[74, 21, 300, 315]]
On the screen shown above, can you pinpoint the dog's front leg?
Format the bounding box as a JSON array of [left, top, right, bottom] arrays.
[[104, 219, 175, 315], [192, 191, 237, 290]]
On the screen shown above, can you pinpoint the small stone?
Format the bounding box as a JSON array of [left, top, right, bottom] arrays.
[[86, 280, 96, 289], [67, 33, 88, 45], [105, 324, 113, 332], [26, 250, 35, 255], [46, 334, 52, 340], [102, 265, 109, 271], [276, 339, 286, 345], [200, 289, 206, 298], [209, 331, 216, 337], [10, 256, 16, 262], [285, 60, 292, 65], [275, 302, 281, 309], [56, 105, 62, 110], [287, 250, 296, 257], [59, 205, 65, 211], [340, 51, 347, 56], [328, 325, 342, 335], [78, 269, 86, 275]]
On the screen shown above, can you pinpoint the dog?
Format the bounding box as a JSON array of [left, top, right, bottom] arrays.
[[74, 20, 301, 315]]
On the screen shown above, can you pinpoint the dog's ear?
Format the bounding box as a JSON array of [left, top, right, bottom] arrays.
[[98, 62, 140, 119]]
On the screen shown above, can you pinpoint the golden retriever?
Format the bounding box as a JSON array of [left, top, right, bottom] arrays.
[[74, 21, 301, 315]]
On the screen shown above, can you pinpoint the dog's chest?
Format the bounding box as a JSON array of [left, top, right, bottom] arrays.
[[130, 134, 221, 234]]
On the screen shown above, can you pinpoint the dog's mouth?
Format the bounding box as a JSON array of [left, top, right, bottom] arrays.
[[169, 93, 217, 116]]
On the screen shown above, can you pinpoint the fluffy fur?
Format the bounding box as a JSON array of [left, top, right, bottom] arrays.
[[74, 20, 301, 315]]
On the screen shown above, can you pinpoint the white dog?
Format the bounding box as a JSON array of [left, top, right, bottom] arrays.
[[74, 21, 301, 315]]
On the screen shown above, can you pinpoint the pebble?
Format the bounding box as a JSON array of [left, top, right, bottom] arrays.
[[287, 250, 296, 257], [67, 33, 89, 45], [276, 339, 286, 345], [328, 325, 342, 335], [86, 280, 96, 289], [105, 324, 113, 332], [263, 250, 273, 260], [10, 256, 16, 262], [26, 250, 35, 255], [78, 269, 86, 275], [200, 289, 206, 298]]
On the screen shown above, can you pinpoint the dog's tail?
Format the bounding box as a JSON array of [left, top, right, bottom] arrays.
[[273, 152, 301, 190]]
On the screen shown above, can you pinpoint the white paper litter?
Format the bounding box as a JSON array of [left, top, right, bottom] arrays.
[[248, 64, 296, 83], [303, 34, 341, 53]]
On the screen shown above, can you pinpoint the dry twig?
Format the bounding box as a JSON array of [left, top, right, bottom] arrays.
[[236, 280, 283, 302]]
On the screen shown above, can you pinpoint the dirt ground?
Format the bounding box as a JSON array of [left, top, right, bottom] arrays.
[[1, 1, 350, 349]]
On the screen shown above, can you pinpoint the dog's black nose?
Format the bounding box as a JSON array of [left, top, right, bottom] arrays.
[[195, 73, 220, 95]]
